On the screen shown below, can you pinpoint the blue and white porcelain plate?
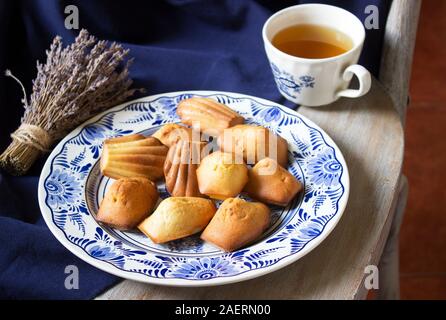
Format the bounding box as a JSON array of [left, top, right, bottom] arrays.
[[38, 91, 349, 286]]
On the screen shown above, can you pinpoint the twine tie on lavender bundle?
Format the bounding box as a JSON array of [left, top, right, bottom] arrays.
[[0, 29, 142, 175], [11, 124, 52, 153]]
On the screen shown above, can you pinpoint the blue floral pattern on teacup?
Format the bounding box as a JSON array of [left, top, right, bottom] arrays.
[[270, 62, 315, 99]]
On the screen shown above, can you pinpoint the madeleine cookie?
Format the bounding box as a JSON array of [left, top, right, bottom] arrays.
[[152, 123, 193, 147], [103, 133, 145, 144], [177, 97, 244, 136], [201, 198, 270, 252], [244, 158, 303, 206], [164, 140, 206, 197], [217, 124, 288, 168], [100, 135, 168, 181], [138, 197, 216, 244], [96, 177, 159, 230], [197, 151, 248, 200]]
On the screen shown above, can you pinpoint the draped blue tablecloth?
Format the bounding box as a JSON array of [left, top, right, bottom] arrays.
[[0, 0, 390, 299]]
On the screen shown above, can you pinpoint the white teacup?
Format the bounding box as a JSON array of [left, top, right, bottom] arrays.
[[262, 4, 372, 107]]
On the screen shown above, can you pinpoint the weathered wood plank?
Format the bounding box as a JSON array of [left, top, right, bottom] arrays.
[[379, 0, 422, 124]]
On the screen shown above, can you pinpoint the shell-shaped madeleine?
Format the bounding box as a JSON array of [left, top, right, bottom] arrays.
[[244, 158, 302, 207], [138, 197, 216, 244], [104, 133, 146, 145], [152, 123, 193, 147], [97, 177, 159, 230], [201, 198, 270, 251], [196, 151, 249, 200], [164, 140, 206, 197], [177, 97, 244, 136], [217, 124, 289, 168], [100, 135, 168, 181]]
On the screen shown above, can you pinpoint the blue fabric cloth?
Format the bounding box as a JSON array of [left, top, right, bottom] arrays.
[[0, 0, 390, 299]]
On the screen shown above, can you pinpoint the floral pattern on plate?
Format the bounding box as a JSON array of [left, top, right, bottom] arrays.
[[39, 91, 349, 286]]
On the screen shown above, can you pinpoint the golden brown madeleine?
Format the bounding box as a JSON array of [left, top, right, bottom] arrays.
[[201, 198, 270, 252], [103, 133, 146, 145], [96, 177, 159, 230], [138, 197, 216, 244], [244, 158, 303, 206], [217, 124, 288, 168], [164, 140, 206, 197], [100, 135, 168, 181], [197, 151, 248, 200], [152, 123, 193, 147], [177, 97, 244, 136]]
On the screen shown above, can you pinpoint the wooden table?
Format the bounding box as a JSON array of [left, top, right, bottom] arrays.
[[97, 78, 404, 300]]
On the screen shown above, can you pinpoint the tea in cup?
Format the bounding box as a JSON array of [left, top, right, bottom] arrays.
[[262, 4, 371, 106]]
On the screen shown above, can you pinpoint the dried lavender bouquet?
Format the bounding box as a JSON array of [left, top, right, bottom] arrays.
[[0, 29, 141, 175]]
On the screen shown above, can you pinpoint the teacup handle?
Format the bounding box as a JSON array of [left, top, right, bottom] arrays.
[[336, 64, 371, 98]]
